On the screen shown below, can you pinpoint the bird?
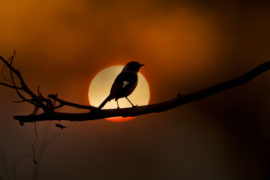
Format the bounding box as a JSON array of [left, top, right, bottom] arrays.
[[98, 61, 144, 109]]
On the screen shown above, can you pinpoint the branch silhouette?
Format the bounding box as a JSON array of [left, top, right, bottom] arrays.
[[1, 53, 270, 125]]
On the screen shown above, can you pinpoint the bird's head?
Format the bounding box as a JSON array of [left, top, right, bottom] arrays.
[[123, 61, 144, 72]]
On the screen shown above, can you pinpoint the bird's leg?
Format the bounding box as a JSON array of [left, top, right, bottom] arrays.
[[116, 99, 120, 109], [125, 97, 136, 108]]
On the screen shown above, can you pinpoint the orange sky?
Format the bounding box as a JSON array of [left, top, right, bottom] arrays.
[[1, 0, 270, 179]]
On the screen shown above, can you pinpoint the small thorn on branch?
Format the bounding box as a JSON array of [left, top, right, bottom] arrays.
[[19, 120, 24, 126]]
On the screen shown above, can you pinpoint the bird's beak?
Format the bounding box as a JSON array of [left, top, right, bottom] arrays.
[[140, 64, 145, 67]]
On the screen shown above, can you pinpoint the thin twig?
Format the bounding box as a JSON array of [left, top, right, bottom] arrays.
[[0, 82, 22, 90], [48, 94, 97, 110]]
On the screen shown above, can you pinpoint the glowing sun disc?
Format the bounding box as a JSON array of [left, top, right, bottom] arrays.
[[88, 66, 150, 122]]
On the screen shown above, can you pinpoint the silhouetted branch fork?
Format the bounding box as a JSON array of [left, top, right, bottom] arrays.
[[1, 54, 47, 108], [13, 61, 270, 124], [1, 54, 64, 113]]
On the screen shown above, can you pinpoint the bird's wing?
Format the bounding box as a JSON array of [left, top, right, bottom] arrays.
[[110, 72, 137, 96], [110, 74, 122, 96], [122, 81, 130, 88]]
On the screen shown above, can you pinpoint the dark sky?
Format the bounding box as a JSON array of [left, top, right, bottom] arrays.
[[1, 0, 270, 179]]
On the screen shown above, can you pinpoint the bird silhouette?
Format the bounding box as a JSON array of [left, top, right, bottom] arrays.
[[98, 61, 144, 109]]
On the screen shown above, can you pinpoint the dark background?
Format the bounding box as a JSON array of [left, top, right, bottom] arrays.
[[1, 0, 270, 179]]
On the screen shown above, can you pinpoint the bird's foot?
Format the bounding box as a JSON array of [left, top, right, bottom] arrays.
[[132, 105, 138, 108]]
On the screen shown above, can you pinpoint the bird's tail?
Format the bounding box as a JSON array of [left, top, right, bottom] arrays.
[[98, 95, 112, 109]]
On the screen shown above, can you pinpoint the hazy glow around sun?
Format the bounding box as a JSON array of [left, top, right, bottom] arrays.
[[88, 66, 150, 109]]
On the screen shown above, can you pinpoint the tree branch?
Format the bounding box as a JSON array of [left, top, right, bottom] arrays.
[[11, 61, 270, 125], [1, 52, 270, 125]]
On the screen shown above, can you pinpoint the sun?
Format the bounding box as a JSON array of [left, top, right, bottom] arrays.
[[88, 65, 150, 122]]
